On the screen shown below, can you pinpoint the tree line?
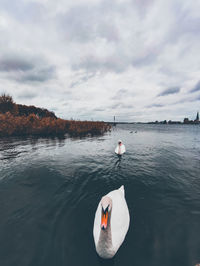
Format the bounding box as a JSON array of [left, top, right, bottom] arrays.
[[0, 94, 56, 118]]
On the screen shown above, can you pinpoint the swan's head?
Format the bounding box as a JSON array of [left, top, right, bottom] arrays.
[[100, 196, 112, 230], [118, 139, 122, 145]]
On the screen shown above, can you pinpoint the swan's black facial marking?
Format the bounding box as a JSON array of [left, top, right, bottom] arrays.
[[102, 205, 109, 214], [101, 206, 109, 230], [100, 196, 112, 230]]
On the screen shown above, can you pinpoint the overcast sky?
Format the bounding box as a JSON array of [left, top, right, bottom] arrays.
[[0, 0, 200, 122]]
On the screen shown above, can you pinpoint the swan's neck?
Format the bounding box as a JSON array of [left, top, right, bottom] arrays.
[[97, 211, 114, 258], [99, 221, 112, 247], [118, 146, 121, 154]]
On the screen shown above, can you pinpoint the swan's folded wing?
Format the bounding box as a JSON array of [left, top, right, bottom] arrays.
[[93, 202, 101, 247], [109, 190, 130, 251], [121, 144, 126, 153], [115, 145, 126, 154], [123, 145, 126, 153], [115, 146, 119, 154]]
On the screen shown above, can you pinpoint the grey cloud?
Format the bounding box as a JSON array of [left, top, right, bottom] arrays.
[[93, 108, 105, 112], [169, 3, 200, 42], [18, 66, 56, 83], [61, 1, 200, 76], [158, 87, 181, 97], [72, 49, 160, 75], [158, 66, 184, 80], [0, 0, 45, 24], [0, 54, 56, 83], [175, 94, 200, 104], [122, 104, 133, 109], [146, 104, 164, 108], [112, 88, 134, 100], [70, 72, 95, 88], [59, 3, 119, 43], [190, 81, 200, 93], [62, 102, 69, 106], [17, 91, 37, 99], [61, 2, 160, 74], [60, 7, 95, 43], [71, 46, 160, 74], [72, 55, 128, 74], [118, 88, 128, 94], [110, 102, 133, 110], [132, 50, 160, 67], [0, 0, 200, 122], [110, 103, 122, 109], [0, 57, 34, 72], [112, 89, 128, 100]]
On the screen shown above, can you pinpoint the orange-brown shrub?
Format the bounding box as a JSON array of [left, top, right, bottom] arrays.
[[0, 112, 111, 137]]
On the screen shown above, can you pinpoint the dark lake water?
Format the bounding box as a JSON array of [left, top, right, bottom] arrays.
[[0, 124, 200, 266]]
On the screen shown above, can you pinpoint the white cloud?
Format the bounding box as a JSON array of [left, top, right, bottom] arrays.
[[0, 0, 200, 121]]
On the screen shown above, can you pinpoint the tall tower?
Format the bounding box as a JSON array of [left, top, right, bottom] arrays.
[[196, 111, 199, 121], [114, 116, 116, 126]]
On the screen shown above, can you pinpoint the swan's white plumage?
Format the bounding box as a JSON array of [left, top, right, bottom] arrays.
[[93, 185, 130, 258], [115, 144, 126, 155]]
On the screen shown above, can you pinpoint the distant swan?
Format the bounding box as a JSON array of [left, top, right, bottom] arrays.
[[115, 140, 126, 155], [93, 186, 130, 259]]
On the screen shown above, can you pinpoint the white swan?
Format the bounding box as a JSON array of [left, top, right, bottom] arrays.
[[93, 185, 130, 259], [115, 140, 126, 155]]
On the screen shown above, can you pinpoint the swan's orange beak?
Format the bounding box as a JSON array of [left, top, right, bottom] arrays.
[[101, 209, 108, 230]]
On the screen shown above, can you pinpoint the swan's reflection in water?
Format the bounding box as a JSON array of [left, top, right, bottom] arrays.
[[115, 154, 122, 168], [98, 256, 115, 266]]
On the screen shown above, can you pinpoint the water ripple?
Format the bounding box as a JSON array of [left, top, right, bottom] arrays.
[[0, 125, 200, 266]]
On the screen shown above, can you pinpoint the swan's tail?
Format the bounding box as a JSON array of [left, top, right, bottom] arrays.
[[119, 185, 125, 196]]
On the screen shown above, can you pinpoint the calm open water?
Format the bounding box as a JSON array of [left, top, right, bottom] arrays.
[[0, 124, 200, 266]]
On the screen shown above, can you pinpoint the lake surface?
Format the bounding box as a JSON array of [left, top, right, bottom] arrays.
[[0, 124, 200, 266]]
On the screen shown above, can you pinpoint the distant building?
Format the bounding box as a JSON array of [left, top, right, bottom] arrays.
[[195, 111, 199, 122], [183, 118, 190, 124], [184, 111, 200, 124], [147, 111, 200, 125]]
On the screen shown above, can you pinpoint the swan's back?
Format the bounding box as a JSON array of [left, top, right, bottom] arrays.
[[107, 186, 130, 251], [115, 144, 126, 154], [93, 185, 130, 257]]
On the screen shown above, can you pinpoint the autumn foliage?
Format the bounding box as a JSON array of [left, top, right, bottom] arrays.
[[0, 93, 56, 118], [0, 94, 111, 137]]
